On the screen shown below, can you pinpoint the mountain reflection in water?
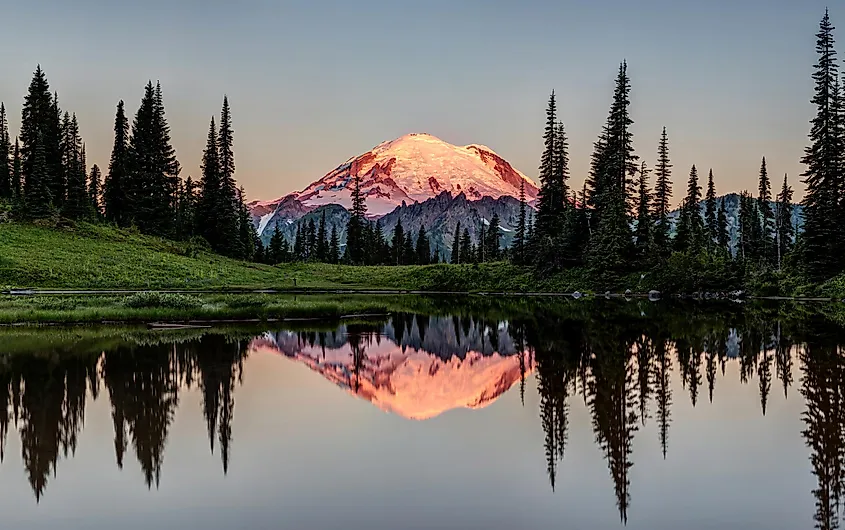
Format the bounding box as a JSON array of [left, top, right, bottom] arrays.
[[0, 301, 842, 529]]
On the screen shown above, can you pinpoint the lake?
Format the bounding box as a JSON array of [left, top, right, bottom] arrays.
[[0, 298, 840, 529]]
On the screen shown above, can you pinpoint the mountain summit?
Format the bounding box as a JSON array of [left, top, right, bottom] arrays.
[[273, 133, 539, 215]]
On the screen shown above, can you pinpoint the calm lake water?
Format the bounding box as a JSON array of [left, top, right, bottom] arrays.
[[0, 299, 842, 529]]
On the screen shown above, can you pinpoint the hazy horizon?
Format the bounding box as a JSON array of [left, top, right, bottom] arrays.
[[1, 0, 839, 206]]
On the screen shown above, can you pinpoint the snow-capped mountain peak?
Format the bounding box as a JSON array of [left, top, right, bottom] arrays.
[[290, 132, 538, 215]]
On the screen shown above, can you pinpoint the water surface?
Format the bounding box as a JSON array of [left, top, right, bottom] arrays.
[[0, 300, 840, 529]]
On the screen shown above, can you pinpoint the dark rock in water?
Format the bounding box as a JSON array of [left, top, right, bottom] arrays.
[[648, 290, 661, 301]]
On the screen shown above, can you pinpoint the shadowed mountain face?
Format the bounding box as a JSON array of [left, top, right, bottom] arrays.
[[250, 315, 528, 420]]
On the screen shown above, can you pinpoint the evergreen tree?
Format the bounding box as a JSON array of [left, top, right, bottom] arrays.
[[513, 178, 528, 264], [329, 225, 340, 264], [652, 127, 673, 257], [705, 169, 718, 246], [88, 164, 102, 217], [415, 227, 431, 265], [196, 117, 222, 247], [216, 96, 240, 257], [758, 156, 775, 265], [0, 103, 10, 199], [776, 174, 795, 269], [738, 191, 754, 261], [269, 224, 284, 264], [587, 61, 638, 275], [451, 221, 462, 264], [486, 213, 501, 261], [175, 176, 196, 240], [432, 248, 441, 264], [11, 138, 21, 198], [533, 94, 568, 268], [801, 10, 844, 280], [127, 81, 179, 236], [21, 66, 56, 216], [345, 174, 366, 264], [478, 222, 487, 262], [403, 231, 415, 265], [26, 131, 52, 217], [103, 101, 130, 225], [306, 218, 317, 261], [716, 200, 730, 253], [63, 114, 89, 219], [633, 161, 652, 260], [316, 211, 328, 262], [237, 187, 255, 261], [392, 219, 405, 265], [675, 165, 704, 253], [460, 228, 473, 264]]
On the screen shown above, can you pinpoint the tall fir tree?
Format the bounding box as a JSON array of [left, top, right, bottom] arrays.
[[88, 164, 102, 217], [532, 91, 560, 267], [345, 174, 367, 264], [269, 224, 284, 264], [403, 231, 415, 265], [415, 227, 431, 265], [216, 96, 240, 257], [675, 165, 704, 253], [588, 61, 638, 275], [236, 187, 255, 261], [716, 201, 730, 253], [329, 225, 340, 264], [391, 219, 405, 265], [486, 213, 501, 261], [800, 10, 844, 280], [775, 174, 795, 269], [21, 66, 56, 216], [460, 227, 473, 264], [63, 114, 88, 219], [451, 221, 462, 264], [513, 178, 528, 264], [11, 138, 21, 198], [316, 211, 328, 262], [705, 169, 718, 247], [758, 156, 775, 265], [0, 103, 10, 199], [196, 117, 222, 248], [175, 176, 197, 240], [652, 127, 673, 257], [103, 101, 130, 225], [634, 161, 652, 260]]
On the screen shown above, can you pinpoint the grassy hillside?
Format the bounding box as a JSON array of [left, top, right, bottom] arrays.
[[0, 221, 549, 291]]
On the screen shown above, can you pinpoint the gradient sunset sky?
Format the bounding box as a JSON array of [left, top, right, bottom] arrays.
[[0, 0, 838, 205]]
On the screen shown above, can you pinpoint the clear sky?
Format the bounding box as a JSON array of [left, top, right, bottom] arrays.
[[0, 0, 838, 205]]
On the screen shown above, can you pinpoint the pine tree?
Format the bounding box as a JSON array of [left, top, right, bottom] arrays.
[[196, 117, 222, 248], [478, 222, 487, 262], [316, 211, 328, 262], [269, 224, 284, 264], [11, 138, 21, 198], [0, 103, 11, 199], [634, 161, 652, 260], [460, 228, 473, 264], [175, 176, 196, 240], [127, 81, 179, 236], [345, 174, 367, 264], [306, 218, 317, 261], [652, 127, 673, 256], [237, 187, 255, 260], [513, 178, 527, 264], [775, 174, 795, 269], [26, 131, 52, 217], [329, 225, 340, 264], [705, 170, 718, 246], [403, 231, 415, 265], [88, 164, 102, 217], [21, 66, 56, 216], [587, 62, 638, 274], [293, 222, 304, 261], [533, 93, 568, 268], [738, 191, 754, 260], [675, 165, 704, 253], [216, 96, 240, 257], [758, 156, 775, 265], [415, 228, 431, 265], [716, 201, 730, 253], [63, 114, 88, 219], [801, 10, 844, 281], [486, 213, 501, 261], [391, 219, 405, 265], [451, 221, 462, 264], [104, 101, 130, 225]]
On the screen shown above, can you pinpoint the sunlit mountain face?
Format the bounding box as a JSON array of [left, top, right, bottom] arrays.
[[249, 316, 532, 420]]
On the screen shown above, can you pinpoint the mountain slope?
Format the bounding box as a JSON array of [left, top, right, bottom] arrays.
[[256, 133, 539, 217]]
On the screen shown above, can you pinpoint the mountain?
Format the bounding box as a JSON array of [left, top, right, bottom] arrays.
[[249, 317, 529, 420], [252, 132, 539, 218]]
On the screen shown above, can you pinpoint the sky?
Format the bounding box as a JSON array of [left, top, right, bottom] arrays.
[[0, 0, 839, 206]]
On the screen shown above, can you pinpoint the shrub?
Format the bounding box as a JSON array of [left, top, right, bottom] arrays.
[[123, 291, 203, 309]]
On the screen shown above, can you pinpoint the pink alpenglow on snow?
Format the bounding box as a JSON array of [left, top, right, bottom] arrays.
[[250, 334, 532, 420], [272, 133, 539, 216]]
